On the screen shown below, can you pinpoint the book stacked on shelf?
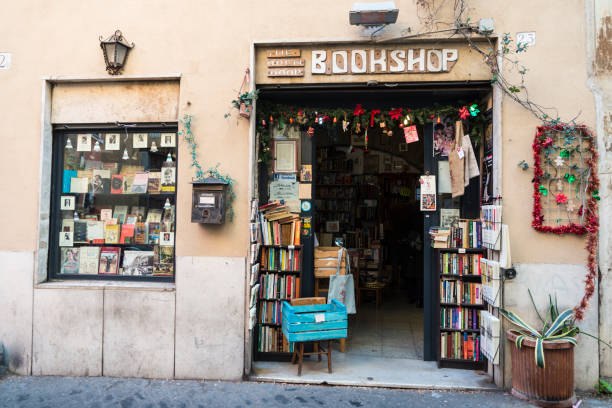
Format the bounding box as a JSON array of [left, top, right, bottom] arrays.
[[258, 202, 301, 246], [462, 283, 482, 305], [257, 326, 293, 353], [260, 247, 300, 271], [440, 332, 482, 361], [440, 280, 483, 305], [429, 220, 482, 249], [440, 307, 480, 331], [259, 300, 284, 324], [440, 253, 483, 275], [258, 273, 300, 300]]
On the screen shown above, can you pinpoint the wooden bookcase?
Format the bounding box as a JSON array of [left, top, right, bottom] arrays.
[[254, 244, 302, 362], [435, 248, 488, 370]]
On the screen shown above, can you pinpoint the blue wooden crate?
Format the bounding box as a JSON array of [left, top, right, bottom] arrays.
[[281, 299, 347, 343]]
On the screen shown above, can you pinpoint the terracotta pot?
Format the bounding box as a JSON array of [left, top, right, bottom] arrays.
[[506, 330, 576, 408], [239, 102, 251, 118]]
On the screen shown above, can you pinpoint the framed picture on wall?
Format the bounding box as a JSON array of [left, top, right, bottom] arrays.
[[326, 220, 340, 233], [273, 140, 298, 173]]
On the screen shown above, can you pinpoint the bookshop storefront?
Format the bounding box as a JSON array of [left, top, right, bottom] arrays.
[[247, 40, 506, 388]]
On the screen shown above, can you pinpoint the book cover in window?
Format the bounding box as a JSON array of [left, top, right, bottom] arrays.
[[113, 205, 128, 224], [98, 247, 120, 275], [147, 222, 160, 244], [131, 172, 149, 193], [122, 250, 154, 276], [111, 175, 124, 194], [93, 169, 111, 194], [119, 224, 135, 244], [134, 222, 147, 244], [78, 246, 100, 275], [60, 248, 79, 274], [161, 167, 176, 193], [147, 172, 161, 194], [122, 173, 135, 194], [104, 224, 120, 244]]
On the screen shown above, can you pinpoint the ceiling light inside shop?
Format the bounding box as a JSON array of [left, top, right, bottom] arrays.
[[349, 1, 399, 26]]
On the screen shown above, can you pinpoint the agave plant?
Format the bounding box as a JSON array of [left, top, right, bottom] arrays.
[[500, 291, 579, 369]]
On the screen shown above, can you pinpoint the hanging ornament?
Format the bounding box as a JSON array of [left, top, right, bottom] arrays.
[[404, 125, 419, 144], [269, 115, 274, 123], [560, 149, 570, 158], [323, 115, 330, 123], [122, 148, 129, 160], [389, 108, 402, 121], [65, 138, 73, 149], [429, 114, 435, 120], [164, 198, 172, 210], [555, 193, 568, 204], [73, 211, 79, 221], [297, 110, 307, 125], [353, 104, 365, 116], [542, 136, 553, 147], [307, 127, 314, 137], [564, 173, 576, 184], [538, 185, 548, 196], [150, 141, 158, 153], [262, 119, 267, 126], [437, 116, 441, 124], [387, 130, 393, 137], [289, 117, 294, 124], [380, 121, 386, 128], [165, 152, 173, 163], [342, 120, 349, 132], [403, 114, 411, 127], [593, 190, 600, 200], [333, 117, 337, 124], [459, 106, 470, 120], [469, 104, 480, 117], [364, 128, 369, 152], [93, 140, 101, 152], [317, 116, 324, 125], [554, 156, 565, 167], [355, 122, 361, 134]]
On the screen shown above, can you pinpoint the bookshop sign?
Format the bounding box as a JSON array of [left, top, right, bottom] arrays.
[[265, 47, 459, 78]]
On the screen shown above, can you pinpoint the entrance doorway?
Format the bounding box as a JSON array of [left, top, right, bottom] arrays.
[[251, 83, 494, 388]]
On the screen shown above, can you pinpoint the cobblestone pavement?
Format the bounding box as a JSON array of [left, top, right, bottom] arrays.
[[0, 372, 610, 408]]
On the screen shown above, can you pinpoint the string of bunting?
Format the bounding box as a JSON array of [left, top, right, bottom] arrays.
[[531, 124, 599, 320], [179, 114, 237, 221]]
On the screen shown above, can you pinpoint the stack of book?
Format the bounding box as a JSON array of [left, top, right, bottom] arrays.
[[257, 326, 293, 353], [440, 332, 482, 361], [440, 253, 483, 275], [461, 283, 483, 305], [258, 202, 301, 246], [258, 273, 300, 300], [260, 247, 300, 271], [429, 220, 482, 249], [440, 307, 480, 330]]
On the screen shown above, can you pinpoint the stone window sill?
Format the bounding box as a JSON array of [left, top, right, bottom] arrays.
[[35, 280, 175, 291]]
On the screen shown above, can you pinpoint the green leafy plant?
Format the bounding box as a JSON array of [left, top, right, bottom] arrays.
[[596, 378, 612, 395], [224, 90, 259, 119], [500, 290, 611, 369]]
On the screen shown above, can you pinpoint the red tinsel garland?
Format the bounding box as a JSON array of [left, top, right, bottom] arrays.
[[531, 124, 599, 320]]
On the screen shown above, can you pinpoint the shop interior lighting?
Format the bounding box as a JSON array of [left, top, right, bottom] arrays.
[[150, 141, 158, 152], [349, 2, 398, 26], [65, 138, 73, 149]]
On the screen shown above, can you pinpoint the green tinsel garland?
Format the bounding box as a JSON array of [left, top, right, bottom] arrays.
[[179, 114, 237, 221], [255, 101, 487, 165]]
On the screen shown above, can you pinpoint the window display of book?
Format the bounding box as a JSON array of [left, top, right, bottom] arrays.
[[51, 130, 178, 281]]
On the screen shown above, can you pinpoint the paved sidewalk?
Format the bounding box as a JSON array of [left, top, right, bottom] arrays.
[[0, 373, 610, 408]]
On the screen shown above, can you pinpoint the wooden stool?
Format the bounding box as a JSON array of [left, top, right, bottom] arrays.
[[290, 297, 333, 376]]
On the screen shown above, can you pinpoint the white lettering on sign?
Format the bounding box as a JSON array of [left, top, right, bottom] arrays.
[[267, 58, 305, 67], [332, 51, 348, 74], [311, 50, 326, 74], [267, 49, 301, 58], [267, 68, 304, 77], [0, 53, 11, 70], [516, 32, 536, 47], [306, 48, 458, 75]]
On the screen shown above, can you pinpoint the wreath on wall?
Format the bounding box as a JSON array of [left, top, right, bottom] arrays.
[[531, 124, 599, 320]]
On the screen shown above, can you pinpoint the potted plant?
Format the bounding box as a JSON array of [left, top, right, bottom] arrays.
[[224, 90, 259, 119], [501, 292, 610, 408]]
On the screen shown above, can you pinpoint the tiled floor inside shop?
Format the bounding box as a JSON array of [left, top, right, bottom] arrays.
[[251, 291, 496, 390]]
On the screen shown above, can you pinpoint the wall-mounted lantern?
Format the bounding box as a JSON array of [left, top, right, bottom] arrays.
[[191, 178, 229, 224], [99, 30, 134, 75]]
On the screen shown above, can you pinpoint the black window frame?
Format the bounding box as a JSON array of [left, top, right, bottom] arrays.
[[48, 122, 178, 283]]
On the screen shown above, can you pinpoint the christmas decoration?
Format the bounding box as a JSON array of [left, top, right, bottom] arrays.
[[353, 104, 365, 116], [370, 109, 380, 127], [469, 104, 480, 116], [565, 173, 576, 184], [531, 124, 599, 321], [554, 156, 565, 167], [459, 106, 470, 119], [538, 185, 548, 195], [389, 108, 402, 120], [307, 127, 315, 137]]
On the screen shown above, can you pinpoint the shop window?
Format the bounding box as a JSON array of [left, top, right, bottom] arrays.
[[49, 126, 177, 281]]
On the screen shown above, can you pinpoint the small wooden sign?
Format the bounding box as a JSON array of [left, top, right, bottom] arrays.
[[267, 58, 305, 67], [267, 49, 301, 58], [267, 67, 304, 77]]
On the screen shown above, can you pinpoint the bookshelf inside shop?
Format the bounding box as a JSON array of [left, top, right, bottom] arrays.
[[254, 203, 302, 361], [436, 246, 487, 370]]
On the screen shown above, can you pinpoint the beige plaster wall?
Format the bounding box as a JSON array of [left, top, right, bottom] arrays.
[[0, 0, 595, 262]]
